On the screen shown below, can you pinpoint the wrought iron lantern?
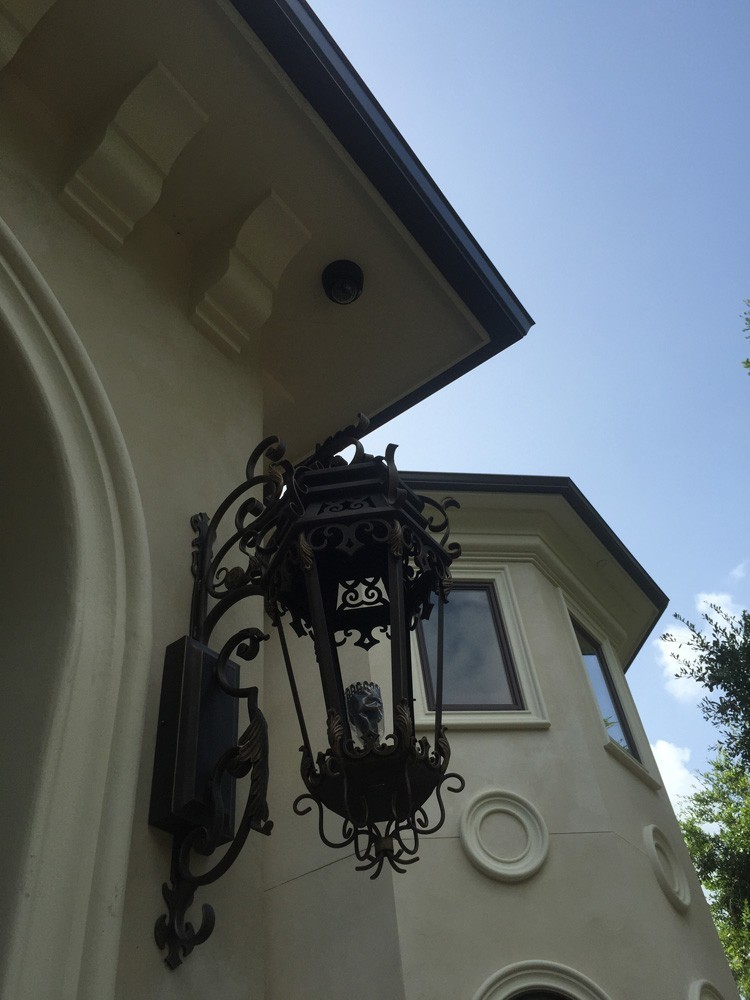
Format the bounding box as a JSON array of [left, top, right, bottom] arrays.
[[149, 416, 463, 967]]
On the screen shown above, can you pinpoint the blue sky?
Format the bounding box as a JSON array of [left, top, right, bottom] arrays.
[[309, 0, 750, 803]]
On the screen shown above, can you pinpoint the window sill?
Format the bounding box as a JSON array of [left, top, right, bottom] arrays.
[[604, 738, 661, 790], [416, 709, 550, 732]]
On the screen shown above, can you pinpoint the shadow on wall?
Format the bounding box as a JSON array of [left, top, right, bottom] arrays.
[[0, 324, 76, 970]]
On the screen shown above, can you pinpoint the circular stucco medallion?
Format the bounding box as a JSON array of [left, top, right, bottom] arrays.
[[688, 981, 726, 1000], [471, 959, 613, 1000], [460, 789, 549, 882], [643, 824, 691, 912]]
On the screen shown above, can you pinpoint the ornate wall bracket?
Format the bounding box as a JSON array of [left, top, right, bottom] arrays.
[[149, 437, 283, 968], [153, 685, 272, 969]]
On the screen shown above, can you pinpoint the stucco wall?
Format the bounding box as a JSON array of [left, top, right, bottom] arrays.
[[261, 544, 739, 1000], [0, 83, 265, 1000]]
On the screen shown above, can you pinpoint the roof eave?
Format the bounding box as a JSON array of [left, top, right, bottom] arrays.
[[404, 471, 668, 670], [231, 1, 534, 387]]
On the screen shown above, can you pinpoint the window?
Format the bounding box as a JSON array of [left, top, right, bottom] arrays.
[[474, 960, 614, 1000], [417, 582, 524, 711], [516, 994, 569, 1000], [572, 620, 639, 760]]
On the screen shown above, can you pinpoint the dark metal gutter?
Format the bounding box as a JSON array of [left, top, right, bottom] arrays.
[[404, 471, 668, 669], [230, 0, 534, 429]]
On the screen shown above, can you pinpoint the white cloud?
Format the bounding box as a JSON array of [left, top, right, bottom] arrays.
[[729, 561, 747, 582], [653, 625, 704, 704], [656, 590, 742, 704], [651, 740, 701, 807], [695, 591, 741, 618]]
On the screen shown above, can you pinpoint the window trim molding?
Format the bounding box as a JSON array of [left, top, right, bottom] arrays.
[[562, 594, 661, 790], [417, 580, 524, 712], [413, 561, 549, 731], [604, 738, 660, 790], [571, 618, 641, 761]]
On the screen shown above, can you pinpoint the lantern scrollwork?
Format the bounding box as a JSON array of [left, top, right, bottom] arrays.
[[149, 415, 463, 967]]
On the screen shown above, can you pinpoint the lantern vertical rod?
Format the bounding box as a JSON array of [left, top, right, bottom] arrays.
[[189, 513, 211, 644], [301, 546, 350, 738], [387, 547, 409, 714], [273, 614, 313, 764], [434, 592, 445, 743]]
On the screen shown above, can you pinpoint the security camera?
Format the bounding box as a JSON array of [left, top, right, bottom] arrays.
[[321, 260, 364, 305]]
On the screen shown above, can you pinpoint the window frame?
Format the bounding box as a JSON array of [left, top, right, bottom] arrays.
[[417, 580, 524, 712], [412, 562, 549, 731], [563, 604, 661, 789], [571, 618, 641, 762]]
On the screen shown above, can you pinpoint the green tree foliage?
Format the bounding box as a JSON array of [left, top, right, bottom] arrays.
[[681, 754, 750, 996], [664, 605, 750, 995], [668, 605, 750, 767]]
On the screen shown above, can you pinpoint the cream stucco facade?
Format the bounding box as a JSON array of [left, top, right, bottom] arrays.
[[0, 2, 739, 999], [259, 479, 738, 1000]]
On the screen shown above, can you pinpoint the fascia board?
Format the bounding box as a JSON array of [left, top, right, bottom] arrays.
[[404, 471, 669, 670], [230, 0, 534, 420]]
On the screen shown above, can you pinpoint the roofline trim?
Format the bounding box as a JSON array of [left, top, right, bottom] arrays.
[[230, 1, 534, 413], [403, 471, 668, 668]]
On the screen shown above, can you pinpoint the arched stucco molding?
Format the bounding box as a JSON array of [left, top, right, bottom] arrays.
[[689, 981, 726, 1000], [472, 960, 614, 1000], [0, 216, 152, 999]]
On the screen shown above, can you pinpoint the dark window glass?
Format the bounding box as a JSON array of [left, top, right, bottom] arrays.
[[572, 620, 639, 760], [418, 582, 523, 711], [516, 994, 569, 999], [516, 993, 569, 1000]]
